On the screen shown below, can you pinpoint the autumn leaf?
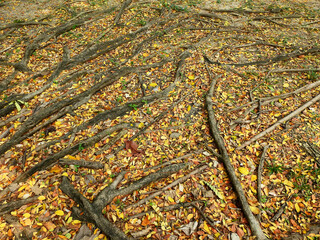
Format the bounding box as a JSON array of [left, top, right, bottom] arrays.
[[250, 206, 260, 215], [238, 167, 249, 175], [55, 210, 64, 216], [203, 221, 211, 234], [141, 216, 150, 226], [125, 140, 144, 156]]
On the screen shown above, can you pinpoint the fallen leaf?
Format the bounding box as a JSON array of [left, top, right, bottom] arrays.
[[55, 210, 64, 216], [238, 167, 249, 175], [203, 221, 211, 234], [125, 140, 144, 156], [250, 206, 260, 214]]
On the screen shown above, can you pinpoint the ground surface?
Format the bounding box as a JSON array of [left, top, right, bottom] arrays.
[[0, 0, 320, 239]]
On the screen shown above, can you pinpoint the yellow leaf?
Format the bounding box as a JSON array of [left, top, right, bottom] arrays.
[[55, 210, 64, 216], [66, 155, 77, 160], [187, 105, 191, 111], [238, 167, 249, 175], [18, 185, 26, 191], [283, 180, 294, 187], [188, 74, 195, 80], [138, 122, 144, 128], [143, 53, 149, 57], [167, 196, 175, 203], [62, 172, 68, 177], [250, 206, 260, 214], [295, 203, 300, 213], [23, 213, 30, 218], [55, 121, 62, 126], [251, 175, 257, 181], [187, 214, 193, 220], [22, 218, 32, 226], [38, 196, 46, 201], [283, 83, 289, 88], [149, 82, 157, 88], [67, 217, 73, 224], [203, 221, 211, 234], [179, 195, 185, 202]]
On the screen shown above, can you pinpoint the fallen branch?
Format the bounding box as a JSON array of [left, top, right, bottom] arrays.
[[205, 70, 267, 239], [237, 93, 320, 150]]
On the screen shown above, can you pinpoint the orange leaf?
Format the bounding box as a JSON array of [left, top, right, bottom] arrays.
[[290, 219, 298, 228], [236, 227, 245, 238], [141, 216, 150, 226], [44, 221, 56, 231]]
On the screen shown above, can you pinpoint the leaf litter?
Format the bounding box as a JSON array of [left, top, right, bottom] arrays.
[[0, 0, 319, 239]]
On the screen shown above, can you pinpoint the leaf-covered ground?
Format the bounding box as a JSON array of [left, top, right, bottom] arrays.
[[0, 0, 320, 239]]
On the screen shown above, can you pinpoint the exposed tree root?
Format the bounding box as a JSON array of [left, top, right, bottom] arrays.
[[59, 163, 186, 240], [205, 69, 267, 239]]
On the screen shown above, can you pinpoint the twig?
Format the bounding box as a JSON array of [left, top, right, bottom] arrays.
[[270, 195, 293, 221], [237, 93, 320, 150], [190, 202, 220, 233]]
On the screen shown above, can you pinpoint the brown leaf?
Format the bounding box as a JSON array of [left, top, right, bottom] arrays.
[[236, 227, 245, 238], [124, 140, 144, 156]]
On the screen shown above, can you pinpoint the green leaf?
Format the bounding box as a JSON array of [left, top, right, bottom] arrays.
[[15, 101, 21, 111], [203, 180, 224, 200]]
